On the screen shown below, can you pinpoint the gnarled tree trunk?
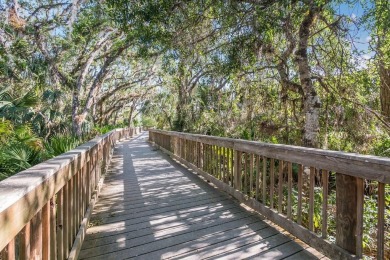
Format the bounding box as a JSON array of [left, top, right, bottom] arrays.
[[378, 37, 390, 122], [295, 5, 321, 148]]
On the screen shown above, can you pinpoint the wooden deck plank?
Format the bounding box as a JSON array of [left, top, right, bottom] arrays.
[[82, 206, 245, 250], [79, 132, 325, 260], [145, 225, 280, 259]]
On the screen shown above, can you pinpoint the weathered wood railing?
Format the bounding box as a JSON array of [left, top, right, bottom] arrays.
[[149, 129, 389, 260], [0, 127, 142, 259]]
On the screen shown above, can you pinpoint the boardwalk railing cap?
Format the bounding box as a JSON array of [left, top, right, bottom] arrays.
[[149, 129, 390, 183], [0, 129, 116, 214]]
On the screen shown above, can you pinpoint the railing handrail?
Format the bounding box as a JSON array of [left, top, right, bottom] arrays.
[[149, 129, 388, 259], [0, 127, 141, 255], [150, 129, 390, 183], [0, 130, 109, 212]]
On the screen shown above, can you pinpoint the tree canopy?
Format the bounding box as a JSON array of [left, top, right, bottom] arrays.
[[0, 0, 389, 172]]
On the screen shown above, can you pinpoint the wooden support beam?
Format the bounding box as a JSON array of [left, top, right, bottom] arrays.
[[336, 173, 358, 254]]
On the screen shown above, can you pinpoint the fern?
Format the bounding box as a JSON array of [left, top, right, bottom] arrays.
[[45, 135, 81, 158]]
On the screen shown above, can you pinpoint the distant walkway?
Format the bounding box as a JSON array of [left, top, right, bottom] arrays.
[[79, 132, 327, 260]]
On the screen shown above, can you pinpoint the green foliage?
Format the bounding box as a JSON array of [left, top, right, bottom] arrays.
[[0, 145, 42, 180], [94, 125, 118, 134], [141, 116, 156, 127], [373, 135, 390, 156], [94, 124, 127, 135], [44, 135, 82, 158]]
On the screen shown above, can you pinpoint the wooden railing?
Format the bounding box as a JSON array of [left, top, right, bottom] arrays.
[[149, 129, 390, 260], [0, 127, 142, 260]]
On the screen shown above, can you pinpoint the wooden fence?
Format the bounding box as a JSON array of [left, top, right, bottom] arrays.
[[149, 129, 390, 260], [0, 127, 142, 260]]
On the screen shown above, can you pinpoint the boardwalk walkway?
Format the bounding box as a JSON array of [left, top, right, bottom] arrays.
[[79, 132, 327, 260]]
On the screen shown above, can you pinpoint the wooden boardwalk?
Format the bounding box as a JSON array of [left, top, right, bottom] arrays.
[[79, 132, 327, 260]]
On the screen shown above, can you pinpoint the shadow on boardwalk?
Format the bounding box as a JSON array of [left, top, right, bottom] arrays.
[[79, 132, 325, 260]]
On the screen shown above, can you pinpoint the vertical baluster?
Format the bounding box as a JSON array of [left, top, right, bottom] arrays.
[[20, 222, 31, 259], [287, 162, 292, 219], [211, 144, 213, 174], [68, 177, 73, 253], [182, 139, 184, 159], [228, 148, 231, 184], [187, 140, 189, 162], [42, 201, 50, 260], [87, 152, 92, 204], [218, 146, 222, 180], [203, 143, 206, 171], [203, 142, 206, 170], [224, 147, 227, 183], [196, 142, 199, 168], [187, 139, 189, 161], [211, 144, 214, 176], [187, 140, 192, 163], [79, 168, 83, 223], [86, 159, 90, 210], [250, 154, 254, 197], [184, 139, 187, 161], [73, 172, 77, 239], [321, 170, 329, 239], [270, 158, 275, 209], [212, 145, 218, 179], [297, 164, 303, 225], [212, 145, 215, 176], [177, 137, 182, 157], [204, 144, 207, 172], [181, 138, 184, 158], [204, 144, 208, 172], [234, 151, 242, 190], [221, 147, 225, 182], [90, 153, 95, 201], [193, 141, 195, 165], [355, 177, 363, 257], [1, 239, 15, 260], [75, 171, 80, 232], [210, 144, 213, 175], [215, 145, 219, 178], [191, 141, 194, 164], [278, 160, 284, 213], [218, 146, 221, 178], [255, 155, 260, 200], [262, 156, 267, 204], [199, 142, 202, 168], [80, 167, 84, 220], [57, 189, 64, 260], [215, 145, 218, 178], [198, 142, 202, 169], [200, 142, 202, 169], [243, 153, 248, 194], [377, 182, 385, 260], [226, 147, 229, 183], [228, 148, 232, 184], [63, 183, 69, 258], [226, 148, 230, 186], [31, 210, 43, 259], [309, 167, 315, 231]]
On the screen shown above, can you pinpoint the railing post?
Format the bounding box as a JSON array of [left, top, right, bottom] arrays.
[[336, 173, 359, 254], [234, 150, 241, 190]]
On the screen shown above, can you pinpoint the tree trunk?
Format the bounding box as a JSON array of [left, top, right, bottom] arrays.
[[72, 91, 82, 137], [128, 104, 135, 128], [174, 85, 187, 131], [113, 111, 118, 125], [379, 63, 390, 121], [378, 35, 390, 121], [295, 5, 321, 148]]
